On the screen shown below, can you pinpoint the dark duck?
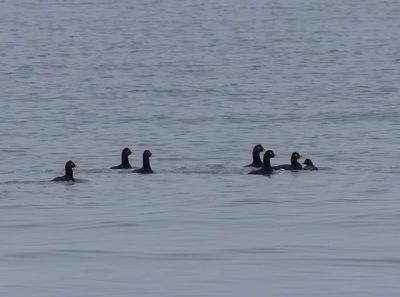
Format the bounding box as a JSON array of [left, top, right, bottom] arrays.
[[52, 160, 77, 182], [132, 150, 154, 174], [110, 147, 133, 169], [244, 144, 265, 168], [248, 150, 275, 175], [273, 152, 303, 171], [303, 158, 318, 170]]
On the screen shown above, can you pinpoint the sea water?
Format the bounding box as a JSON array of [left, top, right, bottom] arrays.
[[1, 0, 400, 296]]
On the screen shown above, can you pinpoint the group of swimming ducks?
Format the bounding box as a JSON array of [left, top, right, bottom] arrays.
[[52, 145, 318, 182], [245, 144, 318, 175], [52, 148, 152, 182]]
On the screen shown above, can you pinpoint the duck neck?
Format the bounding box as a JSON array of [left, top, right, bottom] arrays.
[[291, 158, 302, 170], [143, 157, 151, 169], [262, 158, 271, 171], [121, 154, 130, 165], [65, 167, 74, 177], [253, 152, 262, 165]]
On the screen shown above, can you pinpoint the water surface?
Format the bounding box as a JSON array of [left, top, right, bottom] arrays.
[[1, 0, 400, 296]]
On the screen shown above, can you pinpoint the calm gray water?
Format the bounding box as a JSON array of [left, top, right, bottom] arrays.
[[1, 0, 400, 296]]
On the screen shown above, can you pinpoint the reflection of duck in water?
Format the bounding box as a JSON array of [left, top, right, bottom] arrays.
[[52, 160, 77, 182]]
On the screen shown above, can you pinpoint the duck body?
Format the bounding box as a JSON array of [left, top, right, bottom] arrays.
[[244, 144, 265, 168], [132, 150, 154, 174], [111, 163, 132, 170], [132, 167, 153, 174], [52, 160, 76, 182], [248, 150, 275, 175], [111, 147, 132, 169], [303, 158, 318, 170], [273, 152, 303, 171], [52, 175, 75, 182]]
